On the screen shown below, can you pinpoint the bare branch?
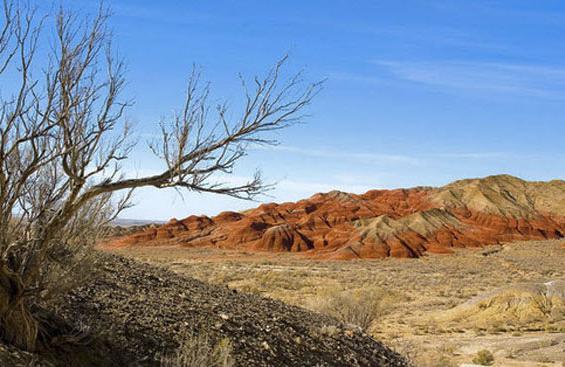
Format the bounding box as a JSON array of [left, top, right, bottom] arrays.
[[86, 57, 322, 200], [0, 2, 320, 352]]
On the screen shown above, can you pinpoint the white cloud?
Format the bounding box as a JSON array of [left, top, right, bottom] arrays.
[[374, 60, 565, 99], [255, 145, 519, 165], [256, 145, 423, 165], [432, 152, 507, 159]]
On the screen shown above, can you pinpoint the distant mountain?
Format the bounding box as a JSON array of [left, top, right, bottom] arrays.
[[106, 175, 565, 259], [113, 218, 166, 227]]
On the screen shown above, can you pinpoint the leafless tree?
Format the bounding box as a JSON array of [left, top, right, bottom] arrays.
[[0, 1, 321, 351]]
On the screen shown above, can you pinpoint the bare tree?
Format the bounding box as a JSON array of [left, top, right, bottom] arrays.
[[0, 1, 321, 351]]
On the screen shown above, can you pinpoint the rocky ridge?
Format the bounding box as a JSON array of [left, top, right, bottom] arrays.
[[108, 175, 565, 259]]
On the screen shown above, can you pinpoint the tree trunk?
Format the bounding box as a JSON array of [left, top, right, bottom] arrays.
[[0, 266, 38, 351]]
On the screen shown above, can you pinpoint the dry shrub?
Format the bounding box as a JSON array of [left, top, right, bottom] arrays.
[[313, 286, 391, 331], [472, 349, 494, 366], [160, 333, 234, 367], [389, 338, 459, 367]]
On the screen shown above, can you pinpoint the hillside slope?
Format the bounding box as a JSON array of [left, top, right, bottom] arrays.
[[53, 254, 409, 367], [438, 280, 565, 331], [108, 175, 565, 259]]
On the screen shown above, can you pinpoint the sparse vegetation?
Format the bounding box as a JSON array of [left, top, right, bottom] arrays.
[[314, 286, 387, 331], [0, 0, 559, 366], [472, 349, 494, 365], [112, 239, 565, 366], [160, 332, 234, 367]]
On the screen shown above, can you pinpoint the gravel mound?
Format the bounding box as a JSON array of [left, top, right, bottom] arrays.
[[49, 253, 410, 367]]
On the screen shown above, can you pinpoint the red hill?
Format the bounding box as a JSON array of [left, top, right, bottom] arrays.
[[107, 175, 565, 259]]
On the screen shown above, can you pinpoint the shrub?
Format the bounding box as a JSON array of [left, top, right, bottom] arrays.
[[160, 333, 234, 367], [314, 287, 387, 331], [472, 349, 494, 366]]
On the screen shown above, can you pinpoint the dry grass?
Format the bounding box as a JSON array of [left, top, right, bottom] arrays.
[[311, 286, 401, 331], [473, 349, 495, 366], [160, 332, 234, 367], [111, 239, 565, 366]]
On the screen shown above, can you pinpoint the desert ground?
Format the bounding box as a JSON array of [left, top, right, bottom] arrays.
[[1, 251, 410, 366], [109, 239, 565, 367]]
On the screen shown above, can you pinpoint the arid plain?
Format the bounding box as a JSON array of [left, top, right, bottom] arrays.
[[107, 175, 565, 367], [110, 239, 565, 366]]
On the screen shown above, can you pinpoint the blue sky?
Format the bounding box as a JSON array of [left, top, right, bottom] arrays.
[[63, 1, 565, 220]]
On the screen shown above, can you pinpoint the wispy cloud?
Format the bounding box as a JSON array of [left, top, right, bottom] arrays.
[[362, 25, 507, 52], [329, 72, 386, 86], [256, 145, 522, 165], [257, 145, 423, 165], [427, 1, 565, 26], [431, 152, 507, 159], [373, 60, 565, 99]]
